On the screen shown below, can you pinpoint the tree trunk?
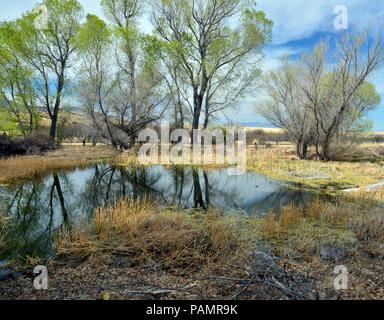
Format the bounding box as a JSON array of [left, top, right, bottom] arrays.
[[203, 114, 209, 129], [49, 68, 65, 148], [192, 92, 202, 130], [296, 140, 303, 159], [191, 90, 203, 144], [321, 139, 331, 161], [179, 102, 184, 128], [301, 143, 308, 160], [49, 115, 58, 148], [129, 50, 137, 147]]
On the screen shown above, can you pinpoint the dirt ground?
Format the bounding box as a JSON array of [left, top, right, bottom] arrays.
[[2, 244, 384, 300]]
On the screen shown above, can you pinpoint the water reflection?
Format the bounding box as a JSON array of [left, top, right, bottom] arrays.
[[0, 165, 313, 261]]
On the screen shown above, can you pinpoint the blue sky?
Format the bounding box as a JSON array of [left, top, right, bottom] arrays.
[[1, 0, 384, 130], [252, 0, 384, 131]]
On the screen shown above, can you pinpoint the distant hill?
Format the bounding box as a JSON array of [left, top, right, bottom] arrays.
[[68, 106, 86, 115], [241, 122, 278, 129]]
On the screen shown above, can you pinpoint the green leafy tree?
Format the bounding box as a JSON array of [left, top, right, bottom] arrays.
[[339, 81, 381, 136], [151, 0, 272, 135], [0, 21, 40, 135], [10, 0, 84, 147], [101, 0, 169, 146], [77, 12, 168, 149]]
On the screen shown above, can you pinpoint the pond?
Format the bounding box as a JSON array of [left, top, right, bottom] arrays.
[[0, 164, 317, 262]]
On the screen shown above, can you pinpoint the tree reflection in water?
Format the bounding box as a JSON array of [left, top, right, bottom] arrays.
[[0, 164, 315, 261]]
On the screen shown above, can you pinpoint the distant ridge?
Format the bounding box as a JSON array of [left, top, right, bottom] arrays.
[[241, 121, 278, 129]]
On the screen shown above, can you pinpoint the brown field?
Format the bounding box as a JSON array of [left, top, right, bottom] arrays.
[[0, 145, 117, 183], [242, 126, 283, 133]]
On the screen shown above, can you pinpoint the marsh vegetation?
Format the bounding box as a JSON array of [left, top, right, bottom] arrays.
[[1, 0, 384, 301], [1, 144, 384, 300]]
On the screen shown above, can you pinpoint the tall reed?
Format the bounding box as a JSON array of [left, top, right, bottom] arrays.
[[55, 198, 240, 267]]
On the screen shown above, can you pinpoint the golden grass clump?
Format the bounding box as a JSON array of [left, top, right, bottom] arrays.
[[201, 210, 238, 255], [258, 199, 359, 257], [306, 198, 353, 227], [354, 214, 384, 242], [260, 205, 303, 239], [278, 205, 303, 233], [55, 198, 239, 267], [0, 156, 86, 183], [260, 212, 277, 240], [0, 145, 118, 183]]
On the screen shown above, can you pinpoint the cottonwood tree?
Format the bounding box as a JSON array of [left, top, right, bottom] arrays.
[[161, 59, 191, 129], [151, 0, 272, 135], [256, 57, 314, 159], [11, 0, 84, 147], [77, 14, 117, 146], [97, 0, 169, 147], [101, 0, 142, 145], [258, 26, 384, 160], [0, 21, 40, 135], [301, 26, 384, 160], [77, 13, 169, 149]]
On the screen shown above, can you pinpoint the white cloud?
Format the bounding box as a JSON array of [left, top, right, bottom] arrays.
[[256, 0, 384, 45], [369, 68, 384, 95], [261, 45, 305, 72]]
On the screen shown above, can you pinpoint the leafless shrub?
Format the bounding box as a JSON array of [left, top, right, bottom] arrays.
[[246, 129, 287, 146], [327, 143, 377, 161], [0, 133, 50, 157]]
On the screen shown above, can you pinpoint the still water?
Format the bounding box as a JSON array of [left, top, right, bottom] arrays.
[[0, 165, 315, 261]]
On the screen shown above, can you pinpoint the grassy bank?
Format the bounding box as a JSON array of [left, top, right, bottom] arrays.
[[0, 210, 7, 248], [52, 194, 384, 263], [2, 143, 384, 299], [246, 146, 384, 194], [3, 192, 384, 300], [0, 145, 118, 183], [54, 198, 241, 268]]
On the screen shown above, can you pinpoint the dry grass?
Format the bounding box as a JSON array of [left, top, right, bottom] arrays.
[[257, 198, 362, 257], [0, 156, 87, 183], [327, 143, 379, 161], [55, 198, 240, 268], [260, 205, 303, 239], [306, 198, 353, 227], [257, 192, 384, 258], [354, 214, 384, 242], [243, 127, 283, 133], [0, 145, 117, 183]]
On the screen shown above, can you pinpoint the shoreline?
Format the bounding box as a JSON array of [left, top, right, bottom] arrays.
[[1, 145, 384, 300]]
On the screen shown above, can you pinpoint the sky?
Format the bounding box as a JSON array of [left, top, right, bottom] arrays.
[[1, 0, 384, 131]]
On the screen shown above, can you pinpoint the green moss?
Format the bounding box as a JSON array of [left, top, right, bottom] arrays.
[[242, 216, 358, 258], [246, 157, 383, 196]]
